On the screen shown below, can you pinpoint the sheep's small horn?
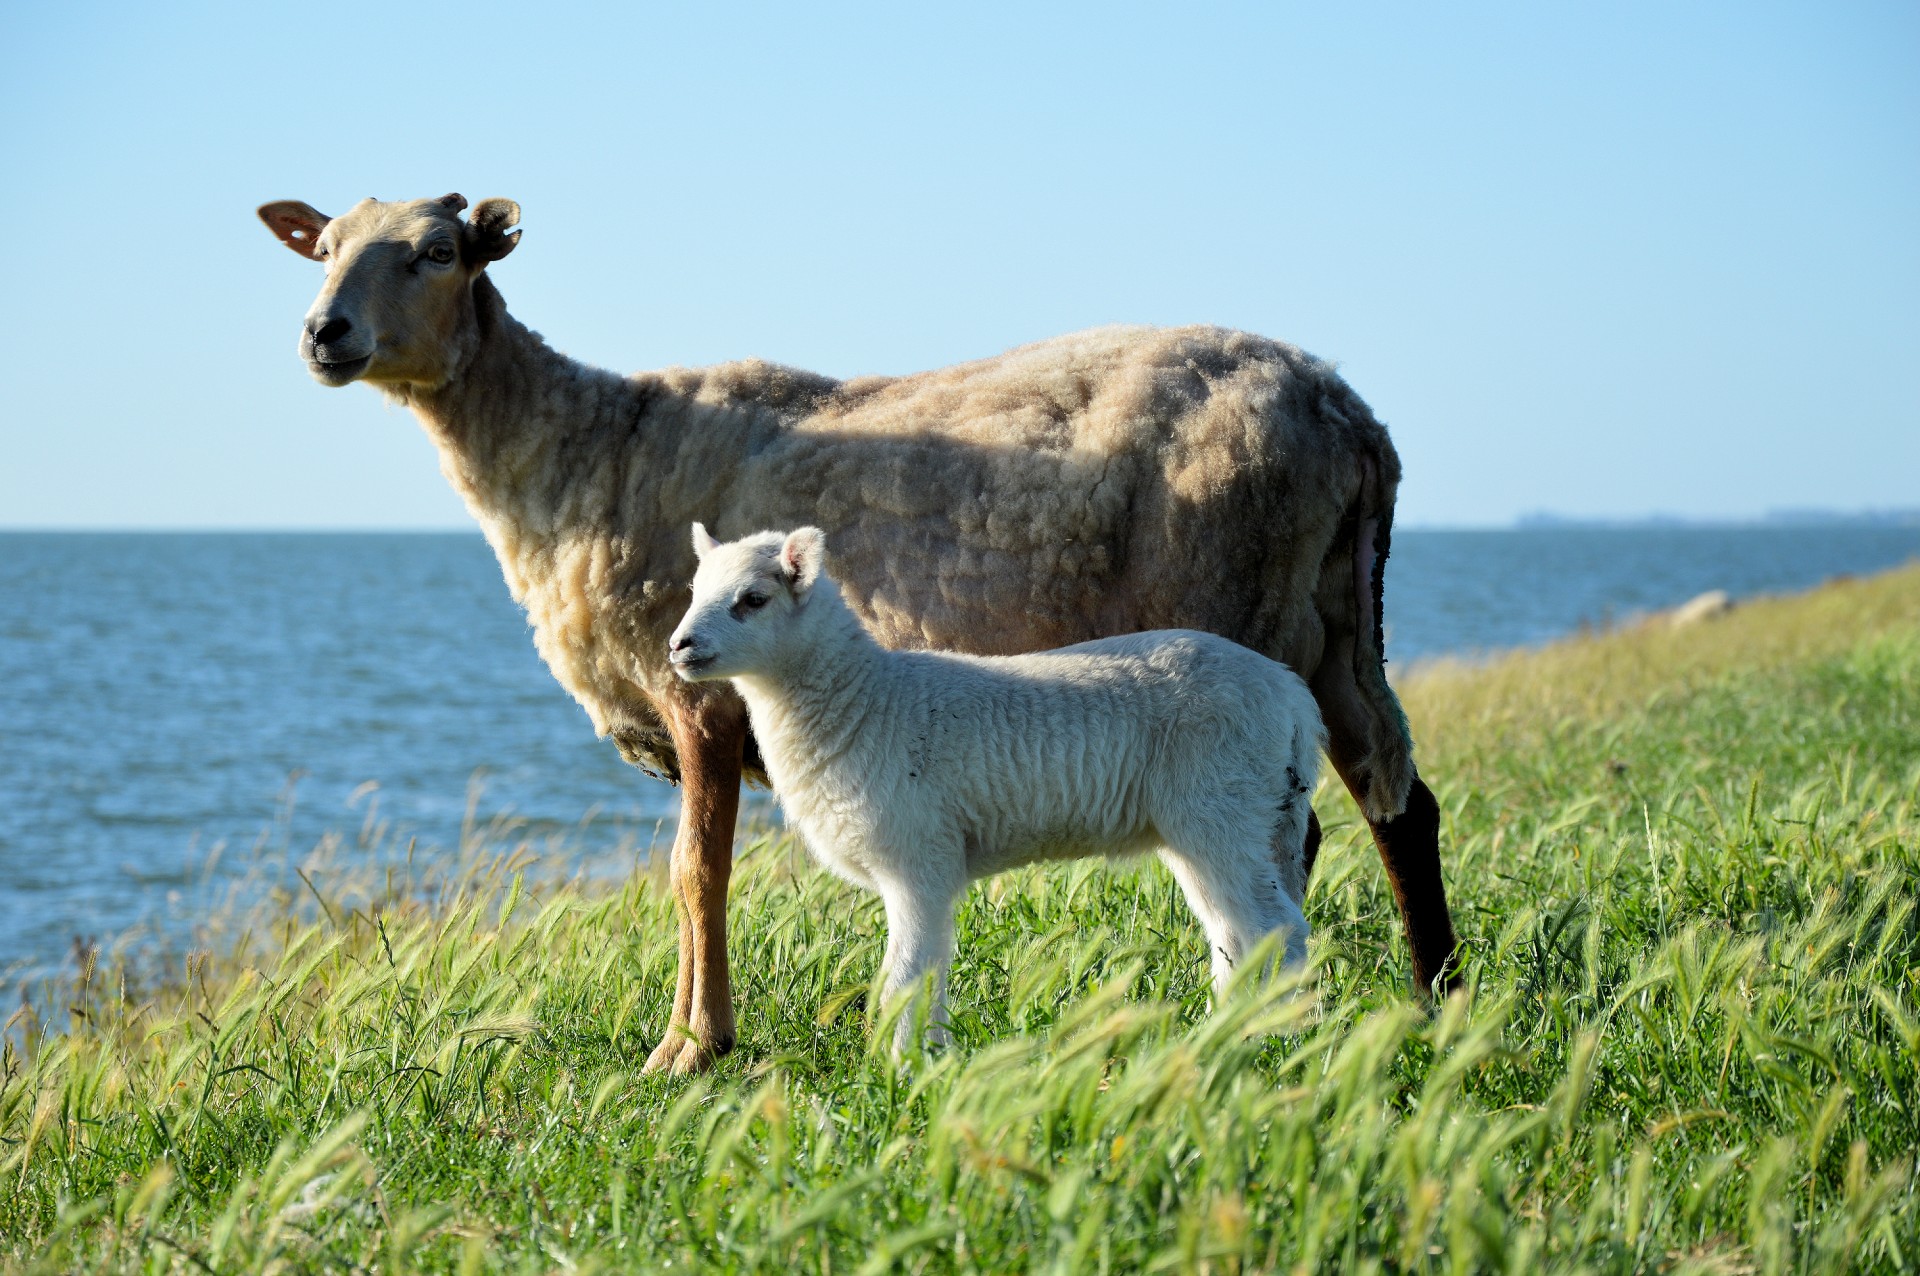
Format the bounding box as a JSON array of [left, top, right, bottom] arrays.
[[438, 193, 469, 213]]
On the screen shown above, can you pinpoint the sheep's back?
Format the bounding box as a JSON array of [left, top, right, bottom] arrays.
[[726, 325, 1394, 680]]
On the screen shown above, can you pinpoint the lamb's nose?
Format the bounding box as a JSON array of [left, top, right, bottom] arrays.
[[670, 634, 696, 654], [310, 316, 353, 345]]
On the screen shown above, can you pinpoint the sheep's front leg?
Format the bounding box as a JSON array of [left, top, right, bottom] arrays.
[[643, 694, 747, 1076], [876, 879, 958, 1057]]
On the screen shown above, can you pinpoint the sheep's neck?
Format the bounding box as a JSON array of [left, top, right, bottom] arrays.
[[403, 276, 643, 565]]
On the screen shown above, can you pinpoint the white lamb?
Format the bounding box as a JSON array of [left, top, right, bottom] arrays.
[[668, 524, 1325, 1052]]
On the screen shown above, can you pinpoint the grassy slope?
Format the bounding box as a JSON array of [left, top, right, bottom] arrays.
[[5, 566, 1918, 1274]]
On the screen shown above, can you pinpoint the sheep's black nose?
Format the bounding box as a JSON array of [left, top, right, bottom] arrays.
[[670, 635, 695, 653], [310, 317, 353, 345]]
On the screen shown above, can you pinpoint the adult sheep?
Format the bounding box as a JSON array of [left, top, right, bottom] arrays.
[[257, 192, 1461, 1074]]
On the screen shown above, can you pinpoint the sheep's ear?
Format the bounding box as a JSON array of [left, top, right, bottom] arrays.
[[258, 200, 330, 260], [465, 197, 522, 264], [780, 527, 826, 599], [690, 522, 721, 559]]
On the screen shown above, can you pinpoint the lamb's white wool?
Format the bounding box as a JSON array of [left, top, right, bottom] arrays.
[[670, 525, 1326, 1052]]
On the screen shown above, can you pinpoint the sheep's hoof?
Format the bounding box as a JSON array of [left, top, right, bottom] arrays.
[[641, 1026, 733, 1076]]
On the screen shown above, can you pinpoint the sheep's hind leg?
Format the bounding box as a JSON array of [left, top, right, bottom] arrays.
[[1367, 775, 1455, 994], [643, 695, 747, 1076], [1310, 653, 1461, 997], [1302, 808, 1322, 892]]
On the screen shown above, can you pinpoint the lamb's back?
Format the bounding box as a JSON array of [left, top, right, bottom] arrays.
[[889, 632, 1313, 858]]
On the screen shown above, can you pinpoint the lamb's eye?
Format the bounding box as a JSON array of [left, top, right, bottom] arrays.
[[427, 242, 456, 265], [742, 592, 769, 610]]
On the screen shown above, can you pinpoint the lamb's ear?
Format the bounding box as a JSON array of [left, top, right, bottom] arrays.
[[257, 201, 330, 260], [690, 522, 721, 559], [465, 197, 522, 264], [780, 527, 826, 599]]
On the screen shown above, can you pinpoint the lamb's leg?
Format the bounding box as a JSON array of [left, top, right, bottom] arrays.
[[642, 695, 747, 1075], [1161, 847, 1308, 1001], [1309, 658, 1460, 996], [876, 879, 958, 1057]]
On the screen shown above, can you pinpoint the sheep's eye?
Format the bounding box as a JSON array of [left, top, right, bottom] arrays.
[[742, 592, 769, 610], [427, 242, 456, 265]]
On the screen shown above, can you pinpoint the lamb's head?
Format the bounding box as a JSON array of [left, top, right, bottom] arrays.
[[668, 524, 827, 684], [256, 193, 521, 391]]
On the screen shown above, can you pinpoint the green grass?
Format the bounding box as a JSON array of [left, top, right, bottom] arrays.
[[5, 566, 1918, 1273]]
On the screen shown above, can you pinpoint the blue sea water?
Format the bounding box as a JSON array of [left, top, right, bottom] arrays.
[[2, 526, 1916, 983]]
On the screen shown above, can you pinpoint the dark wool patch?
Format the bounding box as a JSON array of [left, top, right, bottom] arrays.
[[613, 725, 680, 785], [612, 724, 771, 788]]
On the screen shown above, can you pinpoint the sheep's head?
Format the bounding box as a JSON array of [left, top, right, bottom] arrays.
[[668, 525, 826, 684], [256, 193, 520, 391]]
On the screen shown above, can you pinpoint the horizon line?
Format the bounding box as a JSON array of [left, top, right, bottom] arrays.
[[5, 513, 1917, 536]]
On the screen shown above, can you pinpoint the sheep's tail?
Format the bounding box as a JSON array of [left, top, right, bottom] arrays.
[[1349, 453, 1415, 822]]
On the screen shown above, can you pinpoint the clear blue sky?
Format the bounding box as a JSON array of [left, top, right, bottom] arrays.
[[2, 2, 1914, 528]]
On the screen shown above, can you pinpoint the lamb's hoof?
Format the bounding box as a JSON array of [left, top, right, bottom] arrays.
[[641, 1027, 733, 1076]]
